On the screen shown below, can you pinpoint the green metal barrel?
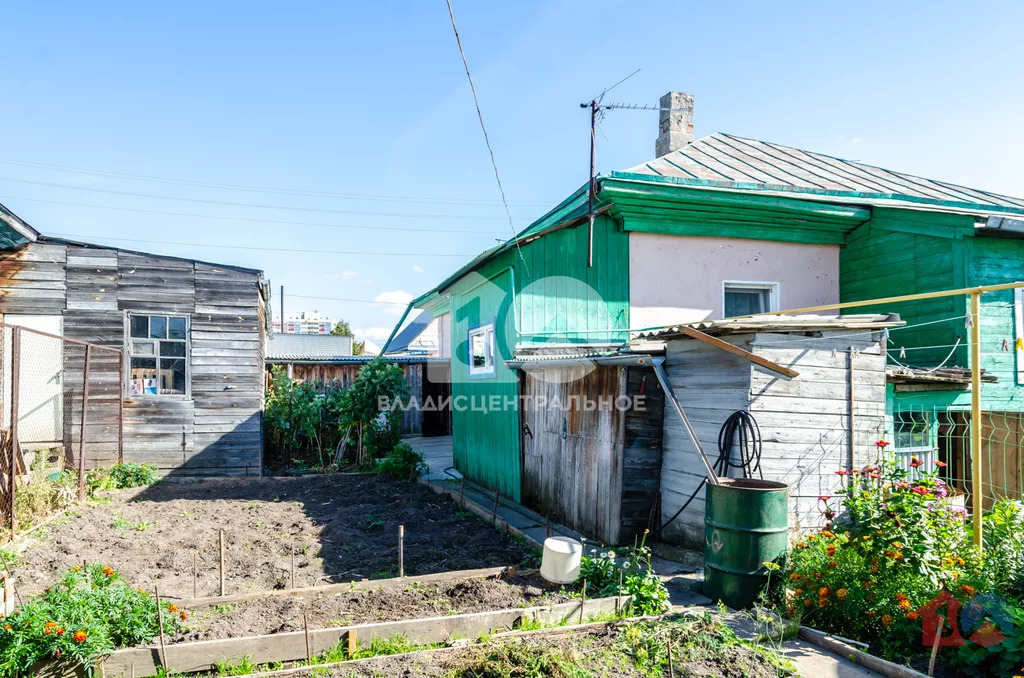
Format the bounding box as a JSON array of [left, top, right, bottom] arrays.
[[704, 477, 789, 609]]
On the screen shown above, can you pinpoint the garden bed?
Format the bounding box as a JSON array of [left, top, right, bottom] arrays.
[[7, 474, 536, 599], [172, 570, 572, 643]]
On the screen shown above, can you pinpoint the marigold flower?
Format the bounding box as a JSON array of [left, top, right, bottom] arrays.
[[167, 604, 178, 613], [2, 625, 10, 632], [898, 599, 912, 610], [790, 573, 802, 581], [961, 585, 976, 597], [828, 560, 838, 568], [180, 611, 188, 621], [56, 628, 65, 636], [794, 588, 804, 596], [956, 557, 965, 566], [826, 545, 836, 557], [819, 587, 830, 597], [821, 530, 835, 539], [818, 598, 828, 608], [891, 541, 904, 550], [44, 621, 57, 628], [804, 599, 812, 607], [893, 553, 904, 561], [907, 611, 919, 620], [102, 566, 115, 577], [881, 614, 893, 627], [73, 630, 87, 643], [836, 588, 848, 600], [795, 541, 807, 549]]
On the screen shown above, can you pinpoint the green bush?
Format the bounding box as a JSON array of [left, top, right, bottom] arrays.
[[0, 564, 183, 676], [579, 531, 669, 616], [109, 463, 160, 489], [374, 443, 425, 481]]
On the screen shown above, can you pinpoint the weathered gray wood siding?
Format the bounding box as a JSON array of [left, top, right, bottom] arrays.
[[0, 241, 265, 476], [520, 364, 664, 545], [659, 331, 886, 547]]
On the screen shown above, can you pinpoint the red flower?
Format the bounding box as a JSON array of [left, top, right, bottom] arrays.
[[819, 495, 831, 502], [73, 630, 87, 643], [910, 457, 924, 468], [875, 440, 890, 448], [835, 469, 850, 476], [935, 460, 947, 468]]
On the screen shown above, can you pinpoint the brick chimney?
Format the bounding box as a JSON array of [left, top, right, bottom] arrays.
[[655, 91, 694, 157]]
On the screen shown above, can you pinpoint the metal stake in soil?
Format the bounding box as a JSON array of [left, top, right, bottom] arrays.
[[459, 477, 465, 507], [303, 611, 312, 662], [667, 641, 675, 677], [580, 578, 586, 624], [192, 550, 198, 598], [398, 525, 405, 578], [154, 585, 168, 670], [491, 491, 500, 527], [219, 529, 226, 596], [291, 546, 296, 589]]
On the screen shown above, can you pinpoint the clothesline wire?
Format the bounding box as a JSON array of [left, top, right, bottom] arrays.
[[752, 313, 970, 347]]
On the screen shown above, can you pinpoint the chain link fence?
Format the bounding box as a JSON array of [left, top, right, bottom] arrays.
[[0, 322, 123, 539]]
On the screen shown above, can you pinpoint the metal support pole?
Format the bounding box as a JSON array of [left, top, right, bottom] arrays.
[[280, 285, 285, 334], [970, 292, 983, 550], [586, 99, 597, 268], [117, 348, 125, 465], [8, 327, 20, 535], [79, 345, 92, 502]]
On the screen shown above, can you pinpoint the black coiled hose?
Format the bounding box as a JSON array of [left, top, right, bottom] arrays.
[[654, 410, 764, 536]]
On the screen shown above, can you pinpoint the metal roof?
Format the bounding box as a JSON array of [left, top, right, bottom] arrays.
[[266, 334, 354, 361], [619, 133, 1024, 215], [385, 311, 435, 355], [635, 313, 904, 340]]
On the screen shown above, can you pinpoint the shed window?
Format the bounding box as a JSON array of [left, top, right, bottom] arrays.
[[723, 281, 779, 318], [128, 314, 188, 396], [893, 410, 935, 477], [468, 323, 495, 377]]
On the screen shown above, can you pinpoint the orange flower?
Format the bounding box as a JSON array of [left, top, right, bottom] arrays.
[[794, 588, 804, 596], [803, 599, 812, 607], [907, 611, 919, 621], [864, 581, 875, 588], [961, 585, 976, 597], [881, 615, 893, 627], [836, 588, 848, 600], [790, 573, 802, 582], [73, 630, 87, 643], [896, 593, 908, 602], [898, 599, 912, 611], [44, 621, 57, 628], [893, 553, 904, 561], [2, 625, 10, 632], [43, 628, 52, 636], [828, 560, 838, 568], [56, 628, 65, 636], [818, 598, 828, 608], [795, 541, 807, 549], [821, 530, 835, 539], [179, 611, 188, 621], [167, 604, 178, 614], [819, 587, 830, 597], [54, 650, 62, 659], [826, 545, 836, 557], [102, 566, 115, 577]]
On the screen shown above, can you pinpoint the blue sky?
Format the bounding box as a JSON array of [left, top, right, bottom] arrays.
[[2, 1, 1023, 345]]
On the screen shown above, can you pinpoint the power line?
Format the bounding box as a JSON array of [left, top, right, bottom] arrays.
[[0, 175, 531, 221], [288, 293, 410, 306], [0, 193, 507, 235], [47, 232, 477, 257], [444, 0, 527, 268], [0, 156, 553, 207]]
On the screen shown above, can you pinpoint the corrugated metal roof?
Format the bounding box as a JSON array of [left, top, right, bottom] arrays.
[[266, 334, 354, 361], [619, 133, 1024, 215], [636, 313, 904, 340], [385, 311, 435, 355]]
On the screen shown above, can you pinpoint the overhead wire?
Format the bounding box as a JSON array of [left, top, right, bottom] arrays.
[[444, 0, 528, 270]]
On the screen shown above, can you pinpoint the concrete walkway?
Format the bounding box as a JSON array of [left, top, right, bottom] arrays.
[[404, 435, 881, 678]]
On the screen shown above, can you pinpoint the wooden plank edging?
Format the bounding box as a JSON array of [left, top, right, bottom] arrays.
[[798, 627, 929, 678], [83, 594, 631, 677]]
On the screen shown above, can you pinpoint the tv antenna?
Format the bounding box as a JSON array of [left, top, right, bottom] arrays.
[[579, 71, 690, 267]]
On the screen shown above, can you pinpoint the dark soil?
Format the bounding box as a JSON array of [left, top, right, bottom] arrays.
[[11, 474, 536, 599], [174, 573, 571, 643], [291, 623, 790, 678]]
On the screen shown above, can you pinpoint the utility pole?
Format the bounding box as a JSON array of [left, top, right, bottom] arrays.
[[279, 285, 285, 334], [586, 99, 597, 267]]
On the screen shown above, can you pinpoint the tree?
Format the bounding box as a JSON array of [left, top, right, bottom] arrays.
[[331, 319, 353, 336]]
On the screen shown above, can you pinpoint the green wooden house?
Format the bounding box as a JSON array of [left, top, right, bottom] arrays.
[[397, 91, 1024, 535]]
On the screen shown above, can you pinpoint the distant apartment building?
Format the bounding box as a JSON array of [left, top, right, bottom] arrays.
[[272, 310, 336, 335]]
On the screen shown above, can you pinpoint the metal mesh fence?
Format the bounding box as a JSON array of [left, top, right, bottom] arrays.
[[0, 323, 123, 539], [886, 403, 1024, 510]]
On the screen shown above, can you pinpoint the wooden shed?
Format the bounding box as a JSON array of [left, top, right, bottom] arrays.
[[0, 220, 268, 477], [512, 355, 665, 545], [642, 315, 901, 547]]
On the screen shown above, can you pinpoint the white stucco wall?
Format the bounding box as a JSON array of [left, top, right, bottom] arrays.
[[629, 233, 840, 328]]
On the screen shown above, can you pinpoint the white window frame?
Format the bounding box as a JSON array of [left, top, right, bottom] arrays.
[[722, 280, 780, 317], [1015, 288, 1024, 385], [125, 312, 191, 398], [892, 410, 936, 479], [467, 322, 496, 378]]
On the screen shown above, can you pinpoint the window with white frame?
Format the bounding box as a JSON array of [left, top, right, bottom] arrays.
[[468, 322, 495, 377], [723, 281, 779, 318], [893, 410, 935, 478], [128, 314, 188, 396]]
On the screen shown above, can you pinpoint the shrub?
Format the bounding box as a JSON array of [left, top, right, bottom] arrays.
[[0, 564, 183, 676], [579, 530, 669, 616], [374, 443, 425, 482], [108, 463, 160, 489]]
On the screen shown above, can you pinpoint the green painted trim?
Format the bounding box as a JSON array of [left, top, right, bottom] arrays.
[[621, 214, 848, 245], [608, 171, 1024, 217]]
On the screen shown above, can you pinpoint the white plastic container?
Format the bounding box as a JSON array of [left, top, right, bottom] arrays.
[[540, 536, 583, 584]]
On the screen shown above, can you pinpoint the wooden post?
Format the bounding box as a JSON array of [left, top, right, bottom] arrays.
[[347, 629, 357, 658], [79, 345, 92, 502], [579, 578, 586, 624], [459, 477, 465, 507], [219, 530, 226, 596], [117, 349, 125, 466], [667, 640, 675, 677], [193, 550, 198, 598], [970, 292, 983, 550], [291, 546, 296, 589], [0, 552, 22, 607], [545, 516, 552, 540], [8, 327, 20, 535], [303, 611, 312, 663], [928, 613, 944, 676], [398, 525, 404, 578], [154, 585, 168, 670], [616, 568, 623, 615]]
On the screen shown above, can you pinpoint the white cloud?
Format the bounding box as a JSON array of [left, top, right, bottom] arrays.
[[851, 137, 863, 144], [413, 265, 424, 273], [375, 290, 413, 314], [321, 270, 358, 280], [342, 271, 358, 278]]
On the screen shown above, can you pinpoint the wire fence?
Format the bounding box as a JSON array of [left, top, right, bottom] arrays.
[[887, 403, 1024, 510], [0, 322, 123, 539]]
